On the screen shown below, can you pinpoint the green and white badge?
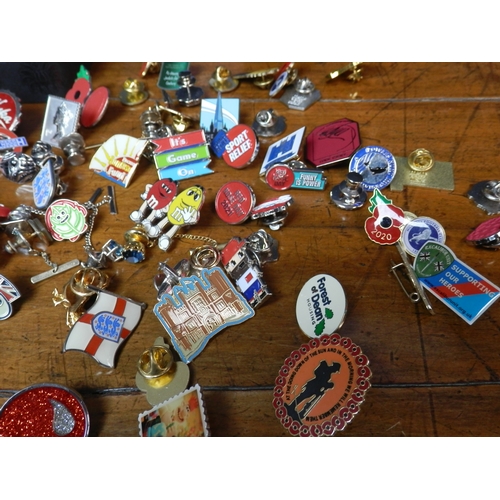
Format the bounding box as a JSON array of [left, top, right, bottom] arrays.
[[296, 274, 347, 337], [414, 241, 500, 324]]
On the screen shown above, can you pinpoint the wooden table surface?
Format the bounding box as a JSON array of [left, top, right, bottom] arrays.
[[1, 62, 500, 437]]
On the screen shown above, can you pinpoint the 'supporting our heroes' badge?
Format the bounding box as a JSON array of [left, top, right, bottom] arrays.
[[414, 241, 500, 324]]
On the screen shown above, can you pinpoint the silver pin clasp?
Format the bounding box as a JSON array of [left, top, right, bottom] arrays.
[[390, 241, 435, 314]]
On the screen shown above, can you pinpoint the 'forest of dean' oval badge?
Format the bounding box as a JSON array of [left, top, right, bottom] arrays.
[[273, 334, 372, 436], [296, 274, 347, 338]]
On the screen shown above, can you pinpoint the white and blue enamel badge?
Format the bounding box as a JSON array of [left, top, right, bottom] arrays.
[[154, 267, 254, 363], [0, 275, 21, 320], [414, 241, 500, 324], [63, 287, 146, 368]]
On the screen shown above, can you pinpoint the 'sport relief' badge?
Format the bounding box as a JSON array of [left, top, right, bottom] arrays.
[[296, 274, 347, 338], [273, 334, 372, 437], [414, 241, 500, 324]]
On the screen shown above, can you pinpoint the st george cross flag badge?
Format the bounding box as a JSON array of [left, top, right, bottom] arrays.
[[63, 286, 146, 368]]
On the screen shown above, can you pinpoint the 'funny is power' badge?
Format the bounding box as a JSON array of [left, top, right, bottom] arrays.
[[296, 274, 347, 338]]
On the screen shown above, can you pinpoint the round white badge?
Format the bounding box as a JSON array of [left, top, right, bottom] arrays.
[[295, 274, 347, 338]]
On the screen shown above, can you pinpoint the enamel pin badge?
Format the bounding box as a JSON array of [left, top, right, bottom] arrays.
[[0, 274, 21, 320], [273, 334, 372, 437], [153, 267, 254, 363], [296, 274, 347, 338], [63, 287, 146, 368], [414, 241, 500, 324], [89, 134, 147, 187], [0, 383, 90, 437]]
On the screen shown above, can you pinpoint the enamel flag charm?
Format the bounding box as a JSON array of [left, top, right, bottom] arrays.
[[0, 274, 21, 320], [63, 287, 146, 368]]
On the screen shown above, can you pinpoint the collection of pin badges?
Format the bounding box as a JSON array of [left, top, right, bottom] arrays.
[[1, 63, 499, 437]]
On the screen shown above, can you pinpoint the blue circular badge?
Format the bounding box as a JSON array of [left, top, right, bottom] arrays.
[[402, 216, 446, 257], [348, 145, 397, 191]]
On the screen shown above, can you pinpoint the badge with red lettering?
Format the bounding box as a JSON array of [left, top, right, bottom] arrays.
[[296, 274, 347, 338], [414, 241, 500, 324], [220, 124, 259, 169], [215, 181, 256, 224], [273, 334, 372, 436], [0, 90, 22, 131]]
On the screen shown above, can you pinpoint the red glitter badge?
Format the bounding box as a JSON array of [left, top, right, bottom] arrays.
[[0, 383, 90, 437]]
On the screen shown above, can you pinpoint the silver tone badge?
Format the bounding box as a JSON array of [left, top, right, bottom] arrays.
[[280, 78, 321, 111], [468, 180, 500, 215]]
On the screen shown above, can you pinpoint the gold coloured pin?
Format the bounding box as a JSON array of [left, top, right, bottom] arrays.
[[327, 62, 363, 82]]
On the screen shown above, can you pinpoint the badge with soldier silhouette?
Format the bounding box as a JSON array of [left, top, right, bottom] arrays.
[[273, 334, 372, 437]]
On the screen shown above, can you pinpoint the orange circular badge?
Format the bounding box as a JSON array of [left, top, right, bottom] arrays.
[[273, 334, 371, 436]]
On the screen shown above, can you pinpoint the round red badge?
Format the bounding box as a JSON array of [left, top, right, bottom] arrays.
[[0, 383, 90, 437], [81, 86, 110, 128], [215, 181, 256, 224], [0, 127, 24, 155], [0, 90, 21, 131], [273, 334, 372, 437], [222, 124, 258, 169], [265, 163, 294, 191]]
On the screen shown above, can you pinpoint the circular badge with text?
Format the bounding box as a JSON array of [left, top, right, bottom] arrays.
[[215, 180, 256, 224], [349, 145, 397, 191], [266, 163, 294, 191], [222, 124, 259, 169], [296, 274, 347, 338], [273, 334, 372, 436], [402, 216, 446, 256]]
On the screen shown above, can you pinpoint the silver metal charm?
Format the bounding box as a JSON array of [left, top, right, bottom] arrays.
[[280, 77, 321, 111], [252, 109, 286, 138], [0, 151, 39, 183], [468, 180, 500, 215], [176, 71, 203, 107], [330, 172, 367, 210], [59, 133, 86, 166]]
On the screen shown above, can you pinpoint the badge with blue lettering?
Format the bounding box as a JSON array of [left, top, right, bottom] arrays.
[[266, 164, 327, 191], [414, 241, 500, 324], [349, 145, 397, 191], [401, 216, 446, 257], [296, 274, 347, 338], [259, 126, 306, 176]]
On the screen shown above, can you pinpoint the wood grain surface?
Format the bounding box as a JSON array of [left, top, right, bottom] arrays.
[[2, 62, 500, 437]]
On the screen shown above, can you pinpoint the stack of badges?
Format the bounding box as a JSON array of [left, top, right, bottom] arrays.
[[273, 272, 372, 436]]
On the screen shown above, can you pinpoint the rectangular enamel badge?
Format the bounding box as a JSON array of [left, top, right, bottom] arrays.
[[414, 241, 500, 324]]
